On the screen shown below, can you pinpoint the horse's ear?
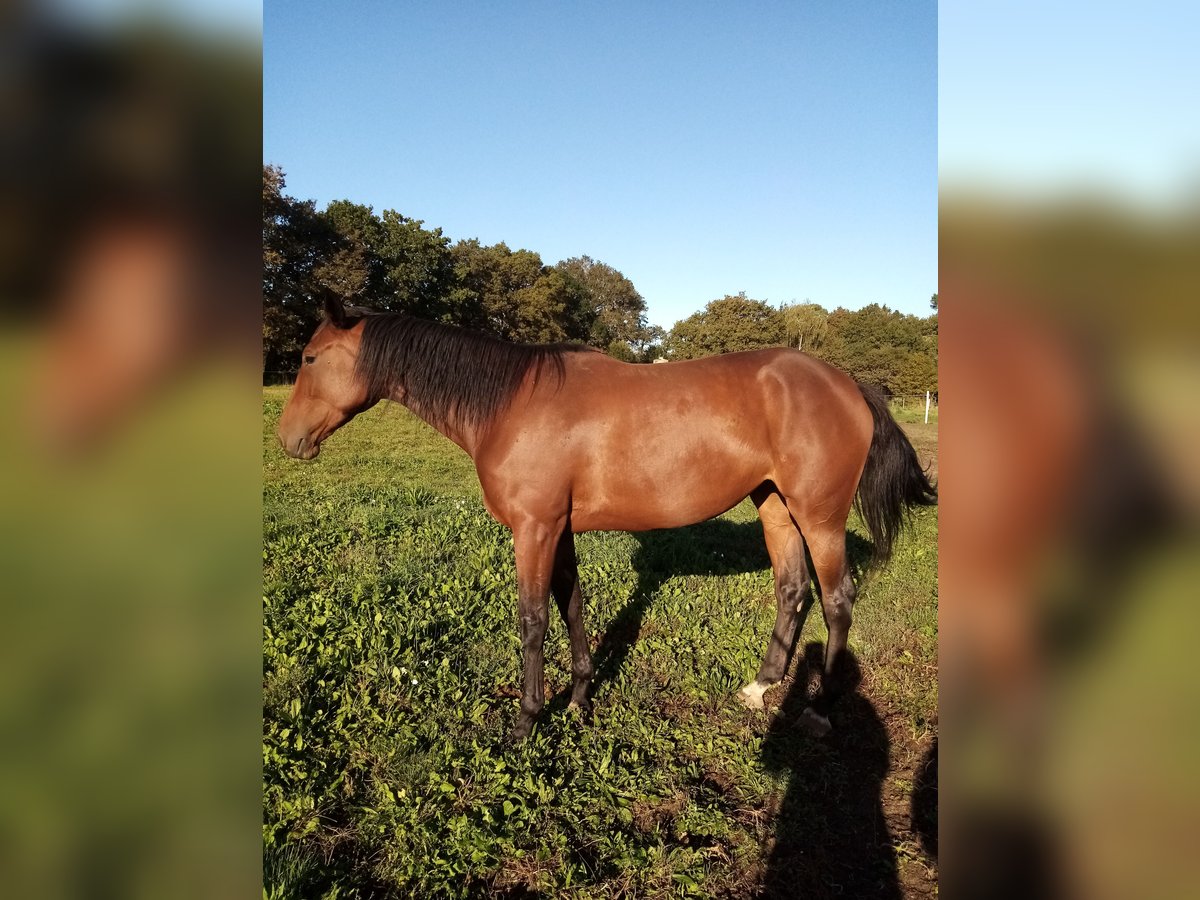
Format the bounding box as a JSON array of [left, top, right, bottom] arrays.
[[323, 290, 348, 328]]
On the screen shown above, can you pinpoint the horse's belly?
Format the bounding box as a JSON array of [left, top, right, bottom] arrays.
[[569, 452, 764, 532]]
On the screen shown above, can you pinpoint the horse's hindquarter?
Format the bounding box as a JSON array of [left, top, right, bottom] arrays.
[[477, 349, 866, 533]]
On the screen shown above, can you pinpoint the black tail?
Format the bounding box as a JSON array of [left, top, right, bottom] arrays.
[[854, 383, 937, 567]]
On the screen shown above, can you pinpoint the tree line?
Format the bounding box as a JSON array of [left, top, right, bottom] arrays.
[[264, 165, 654, 375], [264, 165, 936, 394], [665, 293, 938, 395]]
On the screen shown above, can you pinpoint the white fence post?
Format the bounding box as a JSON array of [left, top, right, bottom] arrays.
[[924, 390, 931, 424]]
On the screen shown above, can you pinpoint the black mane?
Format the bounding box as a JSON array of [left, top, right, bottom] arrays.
[[354, 314, 592, 430]]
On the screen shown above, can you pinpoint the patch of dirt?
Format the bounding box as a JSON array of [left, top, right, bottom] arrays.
[[631, 793, 687, 834], [489, 850, 564, 897]]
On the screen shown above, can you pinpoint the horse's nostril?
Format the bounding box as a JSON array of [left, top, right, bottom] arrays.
[[277, 432, 307, 457]]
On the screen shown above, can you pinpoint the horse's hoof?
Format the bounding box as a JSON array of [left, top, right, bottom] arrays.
[[511, 716, 534, 741], [737, 681, 769, 710], [800, 706, 832, 738], [567, 698, 592, 715]]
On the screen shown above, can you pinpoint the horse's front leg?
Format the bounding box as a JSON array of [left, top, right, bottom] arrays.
[[511, 516, 566, 740]]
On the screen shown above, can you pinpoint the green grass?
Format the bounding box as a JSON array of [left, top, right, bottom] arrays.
[[888, 397, 939, 425], [263, 388, 938, 898]]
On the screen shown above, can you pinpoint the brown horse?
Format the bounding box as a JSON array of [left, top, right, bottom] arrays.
[[278, 294, 935, 739]]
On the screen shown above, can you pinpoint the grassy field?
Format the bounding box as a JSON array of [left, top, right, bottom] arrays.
[[263, 386, 938, 898], [888, 397, 938, 426]]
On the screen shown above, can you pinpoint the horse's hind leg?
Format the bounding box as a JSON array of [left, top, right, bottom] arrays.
[[795, 517, 857, 737], [551, 531, 593, 712], [738, 488, 810, 710]]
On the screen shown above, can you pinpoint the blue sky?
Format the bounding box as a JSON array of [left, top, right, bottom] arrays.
[[265, 2, 936, 328]]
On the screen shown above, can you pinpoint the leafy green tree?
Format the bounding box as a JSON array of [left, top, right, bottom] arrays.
[[554, 256, 647, 350], [894, 349, 937, 394], [512, 268, 591, 343], [665, 293, 786, 359], [376, 210, 457, 321], [263, 166, 937, 389], [262, 165, 335, 376], [780, 302, 829, 352], [604, 341, 637, 361], [451, 240, 541, 336], [631, 323, 666, 362], [450, 240, 593, 342], [918, 310, 938, 371], [811, 303, 937, 393], [318, 200, 389, 305], [447, 238, 500, 330]]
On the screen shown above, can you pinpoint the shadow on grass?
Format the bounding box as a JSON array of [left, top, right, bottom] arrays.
[[590, 518, 769, 696], [588, 519, 874, 698], [759, 644, 900, 899]]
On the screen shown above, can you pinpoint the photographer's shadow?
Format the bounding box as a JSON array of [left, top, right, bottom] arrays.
[[759, 644, 900, 899]]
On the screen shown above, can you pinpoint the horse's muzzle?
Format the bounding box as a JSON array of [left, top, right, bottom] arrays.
[[279, 431, 320, 460]]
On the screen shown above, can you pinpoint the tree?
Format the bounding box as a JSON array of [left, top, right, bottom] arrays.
[[263, 168, 938, 388], [894, 350, 937, 394], [631, 323, 666, 362], [809, 303, 938, 394], [376, 210, 457, 321], [512, 268, 590, 343], [452, 240, 543, 337], [665, 293, 785, 359], [554, 256, 647, 351], [318, 200, 389, 305], [450, 240, 593, 343], [780, 302, 829, 352], [262, 165, 335, 376]]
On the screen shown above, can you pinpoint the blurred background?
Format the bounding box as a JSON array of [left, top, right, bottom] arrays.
[[0, 1, 260, 898], [940, 2, 1199, 898]]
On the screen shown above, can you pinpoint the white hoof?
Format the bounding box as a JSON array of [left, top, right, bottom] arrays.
[[800, 706, 832, 737], [737, 681, 770, 710]]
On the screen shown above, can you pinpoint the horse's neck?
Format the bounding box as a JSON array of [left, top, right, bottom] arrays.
[[396, 392, 482, 458], [385, 321, 539, 458]]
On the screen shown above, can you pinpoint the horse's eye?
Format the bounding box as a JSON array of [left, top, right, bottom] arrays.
[[304, 355, 316, 365]]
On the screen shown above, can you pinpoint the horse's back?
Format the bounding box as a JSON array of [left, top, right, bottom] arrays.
[[557, 348, 869, 445]]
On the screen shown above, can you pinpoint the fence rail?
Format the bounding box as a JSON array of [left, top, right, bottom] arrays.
[[888, 392, 938, 424], [889, 393, 938, 406]]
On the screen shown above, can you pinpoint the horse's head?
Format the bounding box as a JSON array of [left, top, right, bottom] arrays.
[[277, 293, 377, 460]]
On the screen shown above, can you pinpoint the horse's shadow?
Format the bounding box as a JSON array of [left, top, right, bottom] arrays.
[[587, 517, 873, 696]]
